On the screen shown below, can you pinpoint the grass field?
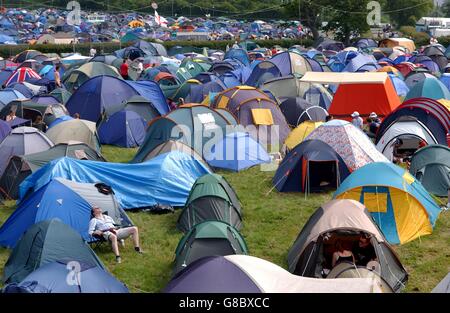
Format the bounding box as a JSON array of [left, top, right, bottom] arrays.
[[0, 145, 448, 292]]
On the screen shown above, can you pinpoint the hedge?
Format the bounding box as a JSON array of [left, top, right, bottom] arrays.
[[0, 38, 315, 59], [0, 36, 447, 59]]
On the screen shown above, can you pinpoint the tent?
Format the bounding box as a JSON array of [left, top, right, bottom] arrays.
[[404, 77, 450, 101], [262, 75, 333, 109], [0, 177, 132, 247], [0, 89, 26, 108], [245, 61, 282, 87], [375, 119, 440, 161], [286, 199, 407, 292], [0, 99, 69, 126], [279, 97, 328, 127], [376, 98, 450, 148], [334, 162, 442, 245], [0, 119, 12, 143], [404, 72, 434, 89], [0, 142, 105, 200], [223, 48, 250, 66], [409, 145, 450, 197], [273, 140, 350, 193], [63, 62, 121, 92], [305, 120, 388, 171], [270, 51, 312, 76], [388, 74, 409, 98], [12, 50, 44, 64], [213, 86, 269, 111], [2, 219, 104, 284], [98, 110, 147, 148], [177, 173, 242, 233], [164, 255, 388, 293], [379, 38, 416, 53], [46, 119, 100, 152], [136, 140, 206, 166], [173, 221, 248, 276], [66, 76, 168, 122], [48, 115, 74, 129], [4, 67, 41, 87], [204, 132, 270, 171], [432, 273, 450, 293], [300, 72, 400, 119], [316, 39, 345, 52], [284, 121, 323, 150], [19, 151, 210, 210], [3, 261, 129, 293], [0, 127, 53, 178], [122, 95, 161, 123]]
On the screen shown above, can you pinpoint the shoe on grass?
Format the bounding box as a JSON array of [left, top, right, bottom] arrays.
[[116, 256, 122, 263]]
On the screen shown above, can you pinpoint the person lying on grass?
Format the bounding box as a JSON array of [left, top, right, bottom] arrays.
[[88, 205, 143, 263]]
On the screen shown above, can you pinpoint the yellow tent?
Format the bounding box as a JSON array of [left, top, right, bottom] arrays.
[[128, 20, 144, 28], [284, 121, 323, 149]]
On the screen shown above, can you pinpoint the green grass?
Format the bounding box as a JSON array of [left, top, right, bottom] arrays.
[[0, 145, 448, 292]]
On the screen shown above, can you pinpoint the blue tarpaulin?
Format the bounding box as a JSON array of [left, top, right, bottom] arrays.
[[19, 151, 211, 209]]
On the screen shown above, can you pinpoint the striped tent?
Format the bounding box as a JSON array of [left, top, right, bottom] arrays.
[[5, 67, 41, 87]]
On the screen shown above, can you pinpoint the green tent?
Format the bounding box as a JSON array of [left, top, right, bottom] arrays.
[[161, 79, 201, 103], [410, 144, 450, 197], [173, 220, 248, 276], [177, 173, 243, 233], [63, 62, 122, 92], [0, 142, 105, 199], [404, 77, 450, 101], [176, 60, 204, 82], [3, 219, 104, 284], [0, 99, 69, 125], [50, 88, 72, 105]]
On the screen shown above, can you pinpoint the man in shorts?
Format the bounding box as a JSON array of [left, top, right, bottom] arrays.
[[88, 205, 143, 263]]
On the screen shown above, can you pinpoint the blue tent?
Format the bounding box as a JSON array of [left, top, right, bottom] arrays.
[[223, 49, 250, 66], [19, 151, 211, 209], [0, 89, 25, 108], [3, 261, 129, 293], [66, 76, 168, 122], [0, 70, 14, 87], [273, 139, 350, 193], [48, 115, 74, 129], [440, 73, 450, 91], [389, 74, 410, 97], [98, 110, 147, 148], [204, 132, 270, 171], [342, 54, 379, 72], [0, 119, 11, 142], [334, 162, 442, 245], [0, 34, 16, 44], [245, 61, 282, 87], [0, 177, 132, 247]]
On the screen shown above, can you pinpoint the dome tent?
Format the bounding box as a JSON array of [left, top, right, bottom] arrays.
[[287, 199, 407, 292], [177, 173, 242, 233], [98, 110, 147, 148]]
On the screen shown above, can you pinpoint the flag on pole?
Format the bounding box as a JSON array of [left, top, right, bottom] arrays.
[[155, 11, 168, 27]]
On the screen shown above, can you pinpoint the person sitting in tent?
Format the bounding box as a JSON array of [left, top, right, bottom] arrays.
[[89, 205, 143, 263], [232, 41, 239, 49], [32, 115, 47, 132], [331, 240, 355, 268], [354, 234, 377, 266], [5, 110, 16, 122], [351, 111, 363, 130], [73, 113, 80, 119]]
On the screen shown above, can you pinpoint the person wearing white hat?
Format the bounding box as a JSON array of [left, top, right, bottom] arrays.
[[351, 111, 363, 130]]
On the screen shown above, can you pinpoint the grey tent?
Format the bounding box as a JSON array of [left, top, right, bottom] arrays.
[[143, 140, 205, 164], [173, 221, 248, 276], [0, 142, 105, 199], [0, 127, 53, 179], [45, 119, 101, 152], [177, 174, 243, 233], [123, 95, 160, 122], [287, 199, 408, 292], [3, 219, 104, 284], [409, 145, 450, 197], [432, 273, 450, 293]]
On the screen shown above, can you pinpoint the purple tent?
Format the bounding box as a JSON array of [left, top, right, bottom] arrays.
[[7, 117, 31, 128], [98, 110, 147, 148], [0, 119, 11, 142], [30, 95, 60, 105], [164, 256, 261, 293]]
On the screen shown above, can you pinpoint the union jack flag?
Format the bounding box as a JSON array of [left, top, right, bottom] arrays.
[[5, 67, 41, 87]]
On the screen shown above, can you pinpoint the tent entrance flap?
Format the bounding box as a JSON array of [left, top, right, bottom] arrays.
[[306, 160, 339, 192], [251, 108, 274, 125]]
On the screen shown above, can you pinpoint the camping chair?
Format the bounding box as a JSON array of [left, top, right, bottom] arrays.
[[87, 211, 123, 250]]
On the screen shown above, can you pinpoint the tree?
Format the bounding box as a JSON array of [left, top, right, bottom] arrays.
[[443, 0, 450, 16], [384, 0, 434, 27], [321, 0, 371, 46], [282, 0, 326, 41]]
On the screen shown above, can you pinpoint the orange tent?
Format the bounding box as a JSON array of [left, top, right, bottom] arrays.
[[329, 79, 401, 120]]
